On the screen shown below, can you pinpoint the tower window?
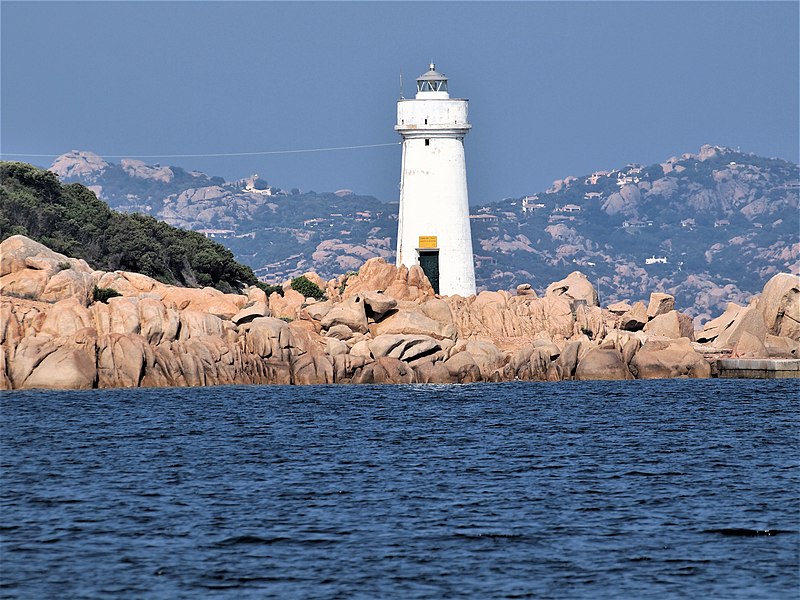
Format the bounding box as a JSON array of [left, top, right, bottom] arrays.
[[417, 80, 448, 93], [424, 118, 428, 124], [425, 139, 430, 146]]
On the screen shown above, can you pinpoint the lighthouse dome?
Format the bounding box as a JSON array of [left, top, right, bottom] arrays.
[[416, 63, 449, 99]]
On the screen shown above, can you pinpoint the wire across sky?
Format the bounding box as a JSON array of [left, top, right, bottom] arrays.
[[0, 142, 400, 160]]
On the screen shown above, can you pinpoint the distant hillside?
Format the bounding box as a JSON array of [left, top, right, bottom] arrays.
[[50, 145, 799, 319], [50, 150, 394, 282], [0, 162, 259, 293], [475, 145, 799, 319]]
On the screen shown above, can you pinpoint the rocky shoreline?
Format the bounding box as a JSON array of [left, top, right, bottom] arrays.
[[1, 235, 798, 390]]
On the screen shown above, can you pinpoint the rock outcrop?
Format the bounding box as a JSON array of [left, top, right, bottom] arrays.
[[647, 292, 675, 319], [2, 235, 796, 390], [643, 310, 694, 341], [630, 339, 712, 379], [340, 258, 435, 302], [757, 273, 800, 340], [545, 271, 599, 307]]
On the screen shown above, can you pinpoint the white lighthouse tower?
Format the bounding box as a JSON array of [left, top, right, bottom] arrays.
[[395, 63, 476, 297]]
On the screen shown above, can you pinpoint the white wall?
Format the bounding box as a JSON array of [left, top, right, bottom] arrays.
[[397, 99, 470, 130], [396, 98, 476, 297]]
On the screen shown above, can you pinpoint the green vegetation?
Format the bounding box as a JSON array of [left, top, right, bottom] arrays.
[[92, 286, 122, 304], [255, 282, 285, 297], [290, 275, 325, 300], [0, 162, 259, 292], [339, 270, 358, 294]]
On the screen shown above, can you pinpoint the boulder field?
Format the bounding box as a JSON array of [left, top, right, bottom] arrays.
[[1, 235, 798, 390]]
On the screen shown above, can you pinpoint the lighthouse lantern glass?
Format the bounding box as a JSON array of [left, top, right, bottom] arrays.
[[417, 80, 448, 93]]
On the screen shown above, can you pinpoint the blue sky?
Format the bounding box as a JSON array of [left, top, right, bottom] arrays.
[[2, 1, 798, 203]]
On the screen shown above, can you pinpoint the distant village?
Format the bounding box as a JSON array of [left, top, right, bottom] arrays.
[[467, 162, 671, 267]]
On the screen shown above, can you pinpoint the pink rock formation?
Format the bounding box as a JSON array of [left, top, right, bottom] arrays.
[[545, 271, 599, 307], [2, 235, 795, 390], [341, 258, 435, 302], [630, 339, 711, 379]]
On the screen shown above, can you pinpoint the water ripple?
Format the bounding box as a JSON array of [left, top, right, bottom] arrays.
[[1, 379, 798, 598]]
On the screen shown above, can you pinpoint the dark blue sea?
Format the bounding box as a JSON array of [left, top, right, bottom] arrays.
[[1, 379, 798, 599]]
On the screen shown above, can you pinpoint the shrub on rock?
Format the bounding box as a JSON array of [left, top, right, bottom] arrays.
[[92, 286, 122, 304], [290, 275, 325, 301]]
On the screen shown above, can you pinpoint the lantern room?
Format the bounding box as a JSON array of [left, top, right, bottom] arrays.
[[416, 63, 450, 99]]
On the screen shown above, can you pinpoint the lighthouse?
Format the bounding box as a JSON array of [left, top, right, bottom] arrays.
[[395, 63, 476, 297]]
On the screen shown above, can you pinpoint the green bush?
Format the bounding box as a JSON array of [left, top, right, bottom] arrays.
[[255, 281, 285, 297], [56, 261, 71, 271], [93, 286, 122, 304], [290, 275, 325, 300]]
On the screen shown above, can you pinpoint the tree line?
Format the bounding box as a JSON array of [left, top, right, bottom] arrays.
[[0, 162, 260, 293]]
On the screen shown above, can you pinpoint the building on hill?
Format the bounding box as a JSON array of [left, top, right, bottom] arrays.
[[522, 195, 545, 213], [242, 174, 273, 196], [197, 228, 235, 239], [585, 171, 609, 185], [469, 214, 499, 223]]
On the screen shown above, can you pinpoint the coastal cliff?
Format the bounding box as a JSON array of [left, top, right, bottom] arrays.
[[2, 235, 798, 390]]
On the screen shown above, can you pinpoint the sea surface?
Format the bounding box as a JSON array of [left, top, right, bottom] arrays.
[[1, 379, 798, 599]]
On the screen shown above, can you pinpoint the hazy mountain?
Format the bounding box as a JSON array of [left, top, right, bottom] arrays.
[[50, 145, 799, 321]]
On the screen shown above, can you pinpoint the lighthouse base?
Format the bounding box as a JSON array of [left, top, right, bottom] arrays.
[[418, 250, 440, 295]]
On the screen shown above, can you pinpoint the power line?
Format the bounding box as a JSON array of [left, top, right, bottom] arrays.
[[0, 141, 401, 159]]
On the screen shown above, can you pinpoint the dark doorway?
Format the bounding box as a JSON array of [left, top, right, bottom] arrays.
[[418, 250, 440, 294]]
